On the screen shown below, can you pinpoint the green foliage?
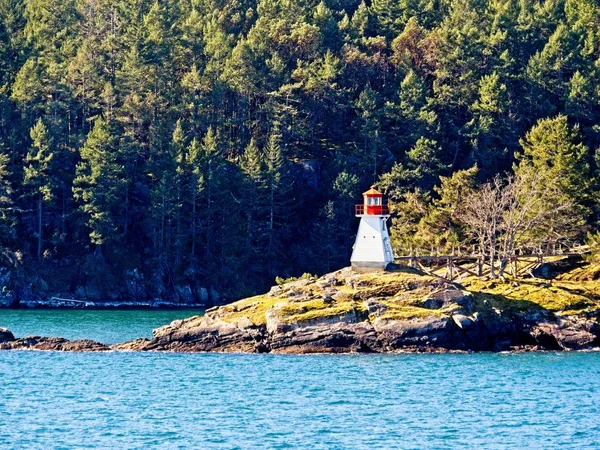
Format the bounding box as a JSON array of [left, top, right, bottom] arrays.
[[24, 119, 53, 202], [515, 115, 592, 211], [0, 150, 14, 250], [0, 0, 599, 299], [275, 272, 316, 286], [73, 118, 125, 246], [585, 231, 600, 263], [23, 119, 54, 259]]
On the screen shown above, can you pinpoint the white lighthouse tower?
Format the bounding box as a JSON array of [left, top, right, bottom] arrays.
[[350, 186, 394, 272]]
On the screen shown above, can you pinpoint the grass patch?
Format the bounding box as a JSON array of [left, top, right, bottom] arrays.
[[278, 298, 365, 324], [464, 278, 599, 316], [377, 305, 445, 320], [218, 294, 285, 326]]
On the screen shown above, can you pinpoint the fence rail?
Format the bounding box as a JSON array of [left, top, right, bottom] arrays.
[[395, 244, 590, 281]]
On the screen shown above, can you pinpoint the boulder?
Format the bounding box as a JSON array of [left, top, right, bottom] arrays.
[[452, 314, 475, 330], [0, 327, 14, 343], [197, 287, 209, 303], [532, 319, 599, 350]]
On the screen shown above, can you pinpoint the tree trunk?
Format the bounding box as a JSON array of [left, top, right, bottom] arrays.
[[191, 192, 196, 257], [37, 193, 42, 260], [124, 181, 129, 237]]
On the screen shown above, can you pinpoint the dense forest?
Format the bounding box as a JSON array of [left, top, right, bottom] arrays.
[[0, 0, 599, 302]]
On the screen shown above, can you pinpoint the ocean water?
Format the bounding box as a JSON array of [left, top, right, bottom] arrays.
[[0, 309, 205, 344], [1, 312, 599, 449]]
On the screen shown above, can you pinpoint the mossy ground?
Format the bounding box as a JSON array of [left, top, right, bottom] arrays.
[[212, 262, 600, 327], [376, 302, 456, 321], [279, 299, 363, 323], [217, 294, 283, 325], [463, 278, 600, 316], [215, 268, 461, 325]]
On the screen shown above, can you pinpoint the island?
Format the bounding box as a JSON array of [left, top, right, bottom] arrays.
[[2, 259, 599, 353]]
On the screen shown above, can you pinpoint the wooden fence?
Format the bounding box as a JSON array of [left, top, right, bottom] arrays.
[[395, 244, 589, 281]]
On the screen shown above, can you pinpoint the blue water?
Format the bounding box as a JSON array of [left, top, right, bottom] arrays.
[[1, 312, 599, 449], [0, 309, 204, 344]]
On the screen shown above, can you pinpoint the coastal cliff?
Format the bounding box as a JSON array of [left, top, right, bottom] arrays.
[[4, 263, 599, 353]]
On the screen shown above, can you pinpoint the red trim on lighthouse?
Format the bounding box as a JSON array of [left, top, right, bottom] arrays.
[[355, 186, 389, 215]]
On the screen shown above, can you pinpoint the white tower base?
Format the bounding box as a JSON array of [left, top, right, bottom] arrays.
[[350, 215, 394, 272]]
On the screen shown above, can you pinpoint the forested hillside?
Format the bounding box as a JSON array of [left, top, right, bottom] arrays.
[[0, 0, 599, 301]]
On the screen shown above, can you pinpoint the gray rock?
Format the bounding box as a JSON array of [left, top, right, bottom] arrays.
[[452, 314, 475, 329], [0, 335, 109, 351], [0, 327, 14, 343], [532, 319, 598, 350], [209, 288, 220, 303], [422, 298, 444, 309], [268, 285, 283, 297], [363, 298, 387, 315], [125, 269, 147, 300], [269, 321, 379, 353]]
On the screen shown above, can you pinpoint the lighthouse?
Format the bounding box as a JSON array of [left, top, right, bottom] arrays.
[[350, 186, 394, 272]]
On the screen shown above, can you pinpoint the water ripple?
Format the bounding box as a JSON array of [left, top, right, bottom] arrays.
[[1, 352, 599, 449]]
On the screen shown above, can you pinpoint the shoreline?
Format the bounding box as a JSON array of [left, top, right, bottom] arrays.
[[1, 298, 207, 310], [1, 330, 600, 354], [3, 262, 600, 354], [1, 302, 207, 310]]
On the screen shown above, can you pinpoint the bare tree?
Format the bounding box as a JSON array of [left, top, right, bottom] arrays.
[[457, 172, 578, 278]]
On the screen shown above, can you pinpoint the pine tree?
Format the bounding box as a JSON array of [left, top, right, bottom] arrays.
[[184, 137, 202, 258], [263, 125, 291, 276], [73, 118, 126, 248], [466, 72, 510, 176], [23, 119, 54, 259], [515, 115, 591, 211], [0, 149, 14, 250], [355, 85, 384, 177], [240, 138, 266, 254]]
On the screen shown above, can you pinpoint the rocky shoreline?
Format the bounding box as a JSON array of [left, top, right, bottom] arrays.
[[2, 263, 600, 354]]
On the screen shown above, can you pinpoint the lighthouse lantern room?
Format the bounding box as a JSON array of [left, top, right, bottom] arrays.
[[351, 186, 394, 272]]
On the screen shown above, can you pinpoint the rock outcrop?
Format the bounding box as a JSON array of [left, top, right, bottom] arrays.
[[3, 264, 600, 353], [0, 333, 110, 351], [115, 265, 600, 353]]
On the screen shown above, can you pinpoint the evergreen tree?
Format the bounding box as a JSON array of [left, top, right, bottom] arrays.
[[466, 72, 510, 176], [73, 118, 126, 248], [23, 119, 54, 259], [515, 115, 592, 213], [0, 149, 14, 251]]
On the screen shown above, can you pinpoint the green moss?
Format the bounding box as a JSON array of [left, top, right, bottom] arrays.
[[351, 271, 444, 299], [218, 294, 284, 326], [377, 305, 444, 321], [278, 297, 365, 323], [217, 265, 600, 329], [285, 303, 358, 323], [464, 278, 600, 316]]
